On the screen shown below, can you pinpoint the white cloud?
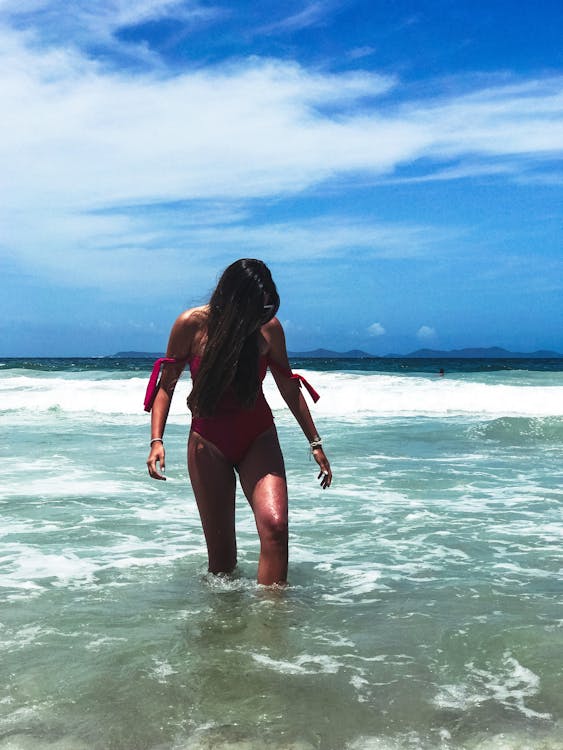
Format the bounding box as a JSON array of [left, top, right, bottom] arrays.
[[1, 24, 561, 224], [280, 319, 307, 334], [418, 80, 563, 157], [258, 1, 333, 34], [0, 201, 460, 294], [367, 322, 386, 337], [1, 16, 563, 292], [347, 46, 376, 60], [0, 33, 396, 212], [417, 326, 437, 341], [0, 1, 221, 70], [0, 0, 214, 39], [382, 160, 519, 184]]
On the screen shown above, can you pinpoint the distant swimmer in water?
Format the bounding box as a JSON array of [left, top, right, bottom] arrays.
[[145, 259, 332, 586], [438, 368, 445, 376]]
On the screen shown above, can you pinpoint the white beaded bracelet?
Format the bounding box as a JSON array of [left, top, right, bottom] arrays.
[[310, 438, 323, 451], [150, 438, 164, 446]]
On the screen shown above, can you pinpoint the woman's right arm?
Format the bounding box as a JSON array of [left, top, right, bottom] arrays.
[[146, 310, 198, 481]]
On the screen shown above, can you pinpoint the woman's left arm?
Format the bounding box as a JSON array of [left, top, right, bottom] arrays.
[[266, 319, 332, 489]]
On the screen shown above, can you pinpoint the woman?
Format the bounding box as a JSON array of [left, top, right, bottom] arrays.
[[146, 259, 332, 586]]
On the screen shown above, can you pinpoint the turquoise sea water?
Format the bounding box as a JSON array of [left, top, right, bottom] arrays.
[[1, 358, 562, 750]]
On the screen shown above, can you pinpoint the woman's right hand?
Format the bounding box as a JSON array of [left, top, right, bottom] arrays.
[[313, 447, 332, 489], [147, 443, 166, 481]]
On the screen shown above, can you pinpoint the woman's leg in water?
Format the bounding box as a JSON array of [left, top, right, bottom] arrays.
[[237, 426, 288, 586], [188, 431, 237, 575]]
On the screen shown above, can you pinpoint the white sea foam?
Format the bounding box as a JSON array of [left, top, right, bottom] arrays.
[[84, 635, 128, 652], [432, 651, 551, 720], [152, 657, 178, 683], [347, 738, 407, 750], [0, 373, 149, 417], [349, 672, 370, 703], [0, 625, 45, 651], [2, 369, 563, 419], [0, 526, 204, 599], [265, 371, 563, 418], [334, 566, 386, 597], [0, 519, 61, 537], [1, 546, 98, 590], [0, 734, 91, 750], [180, 731, 317, 750], [468, 731, 563, 750], [346, 730, 563, 750], [250, 652, 341, 675]]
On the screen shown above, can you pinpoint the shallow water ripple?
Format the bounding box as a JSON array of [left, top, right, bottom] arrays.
[[1, 379, 562, 748]]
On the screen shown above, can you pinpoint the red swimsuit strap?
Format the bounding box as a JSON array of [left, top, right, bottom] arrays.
[[144, 356, 186, 412], [145, 354, 320, 412], [267, 357, 320, 403]]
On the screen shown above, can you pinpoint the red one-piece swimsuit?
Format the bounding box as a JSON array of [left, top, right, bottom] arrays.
[[188, 354, 319, 467], [189, 355, 275, 466]]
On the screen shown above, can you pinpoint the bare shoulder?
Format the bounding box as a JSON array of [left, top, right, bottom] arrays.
[[262, 316, 284, 340], [175, 305, 208, 331], [261, 317, 289, 361], [168, 306, 208, 358]]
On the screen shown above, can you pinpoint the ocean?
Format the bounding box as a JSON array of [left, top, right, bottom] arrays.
[[1, 357, 562, 750]]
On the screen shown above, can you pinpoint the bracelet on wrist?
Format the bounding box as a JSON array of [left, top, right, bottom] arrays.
[[309, 438, 323, 452], [150, 438, 164, 446]]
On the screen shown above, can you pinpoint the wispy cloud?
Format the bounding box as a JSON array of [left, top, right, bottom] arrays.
[[258, 1, 333, 34], [367, 322, 386, 337], [417, 325, 437, 341], [347, 46, 376, 61], [0, 201, 460, 294], [419, 80, 563, 157], [0, 0, 214, 37], [0, 0, 219, 64], [382, 161, 519, 184]]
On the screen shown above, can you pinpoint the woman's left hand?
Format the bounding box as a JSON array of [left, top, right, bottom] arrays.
[[313, 448, 332, 489]]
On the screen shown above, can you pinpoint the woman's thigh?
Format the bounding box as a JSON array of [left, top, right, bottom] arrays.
[[188, 430, 237, 561], [237, 426, 288, 531]]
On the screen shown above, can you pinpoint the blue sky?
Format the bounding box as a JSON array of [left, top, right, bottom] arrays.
[[1, 0, 562, 356]]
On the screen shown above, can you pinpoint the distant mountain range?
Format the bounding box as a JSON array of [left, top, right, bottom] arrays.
[[395, 347, 563, 359], [112, 351, 165, 358], [112, 347, 563, 359], [289, 347, 563, 358], [287, 348, 374, 358]]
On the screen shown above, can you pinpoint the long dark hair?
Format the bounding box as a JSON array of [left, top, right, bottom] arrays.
[[187, 259, 280, 417]]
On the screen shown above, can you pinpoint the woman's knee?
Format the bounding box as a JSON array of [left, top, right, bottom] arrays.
[[259, 513, 288, 546]]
